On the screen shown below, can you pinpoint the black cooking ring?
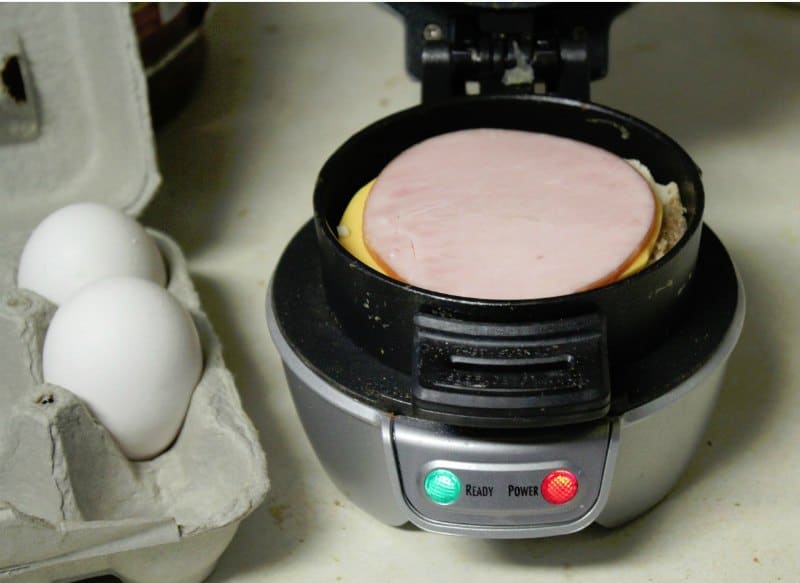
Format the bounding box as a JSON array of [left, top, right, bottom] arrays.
[[312, 96, 704, 377]]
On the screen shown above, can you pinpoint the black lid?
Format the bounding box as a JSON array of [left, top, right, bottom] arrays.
[[390, 2, 629, 102]]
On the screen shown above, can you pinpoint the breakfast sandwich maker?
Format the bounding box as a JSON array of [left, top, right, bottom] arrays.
[[266, 3, 745, 538]]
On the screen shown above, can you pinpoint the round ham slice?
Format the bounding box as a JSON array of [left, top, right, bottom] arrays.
[[362, 129, 658, 300]]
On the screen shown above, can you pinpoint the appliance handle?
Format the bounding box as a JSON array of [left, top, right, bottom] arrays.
[[412, 311, 611, 426]]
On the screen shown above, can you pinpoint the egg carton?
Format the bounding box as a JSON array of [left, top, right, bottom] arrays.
[[0, 5, 268, 582]]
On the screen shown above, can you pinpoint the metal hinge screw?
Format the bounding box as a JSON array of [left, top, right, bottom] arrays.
[[423, 24, 443, 41]]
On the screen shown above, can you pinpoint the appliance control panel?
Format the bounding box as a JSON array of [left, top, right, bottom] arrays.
[[392, 417, 612, 528]]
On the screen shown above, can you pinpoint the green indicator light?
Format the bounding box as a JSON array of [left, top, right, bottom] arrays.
[[424, 468, 461, 505]]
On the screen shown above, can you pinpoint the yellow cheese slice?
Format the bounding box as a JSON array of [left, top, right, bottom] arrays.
[[618, 191, 663, 278], [337, 179, 385, 274]]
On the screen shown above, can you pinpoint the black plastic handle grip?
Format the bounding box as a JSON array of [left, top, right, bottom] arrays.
[[412, 311, 610, 426]]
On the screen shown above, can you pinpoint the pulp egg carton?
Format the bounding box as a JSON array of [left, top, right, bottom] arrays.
[[0, 5, 268, 582]]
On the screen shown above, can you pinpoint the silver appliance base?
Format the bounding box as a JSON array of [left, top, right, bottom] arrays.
[[267, 272, 744, 538]]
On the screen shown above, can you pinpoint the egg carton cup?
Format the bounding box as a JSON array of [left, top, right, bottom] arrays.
[[0, 5, 268, 582], [0, 232, 268, 582]]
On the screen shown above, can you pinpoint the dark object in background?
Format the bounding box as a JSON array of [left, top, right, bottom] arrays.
[[131, 3, 209, 128]]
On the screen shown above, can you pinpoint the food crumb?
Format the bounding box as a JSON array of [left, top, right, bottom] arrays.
[[269, 503, 290, 527], [384, 75, 402, 88], [707, 440, 713, 447], [753, 557, 760, 564], [334, 499, 342, 507], [337, 225, 350, 238]]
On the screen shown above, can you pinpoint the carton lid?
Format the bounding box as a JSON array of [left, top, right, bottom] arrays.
[[0, 4, 160, 235]]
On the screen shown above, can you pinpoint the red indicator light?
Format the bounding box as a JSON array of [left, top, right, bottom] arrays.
[[541, 470, 579, 505]]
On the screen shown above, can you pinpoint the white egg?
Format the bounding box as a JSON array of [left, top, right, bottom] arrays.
[[43, 277, 203, 460], [17, 202, 167, 305]]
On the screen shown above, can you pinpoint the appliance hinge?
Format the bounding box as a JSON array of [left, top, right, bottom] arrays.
[[421, 29, 590, 104], [391, 3, 627, 105]]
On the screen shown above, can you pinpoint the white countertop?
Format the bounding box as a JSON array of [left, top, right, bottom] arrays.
[[143, 3, 800, 581]]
